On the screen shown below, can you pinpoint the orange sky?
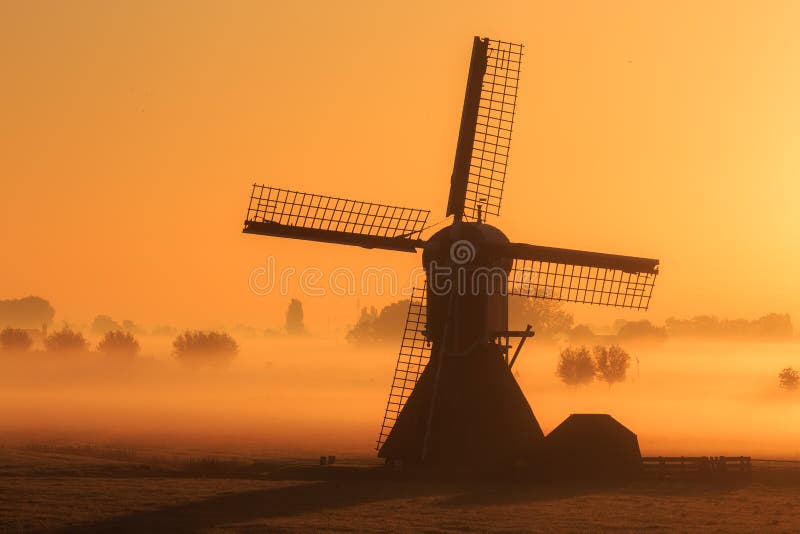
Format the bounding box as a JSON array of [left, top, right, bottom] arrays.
[[2, 1, 799, 332]]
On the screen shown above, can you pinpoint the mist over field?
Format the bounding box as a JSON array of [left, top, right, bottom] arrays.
[[4, 2, 800, 531], [2, 334, 798, 460]]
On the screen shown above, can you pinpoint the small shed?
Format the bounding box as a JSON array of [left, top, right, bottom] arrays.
[[544, 414, 641, 479]]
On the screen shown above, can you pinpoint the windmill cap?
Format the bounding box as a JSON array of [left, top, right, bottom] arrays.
[[422, 221, 512, 269]]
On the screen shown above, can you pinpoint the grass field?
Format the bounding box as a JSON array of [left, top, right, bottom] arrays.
[[1, 446, 799, 533], [2, 337, 799, 531]]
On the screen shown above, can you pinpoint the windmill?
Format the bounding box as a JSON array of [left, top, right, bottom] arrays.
[[242, 36, 659, 474]]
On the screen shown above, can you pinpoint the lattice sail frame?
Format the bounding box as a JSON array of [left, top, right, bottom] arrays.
[[464, 39, 523, 222], [508, 259, 657, 310], [246, 185, 430, 240], [376, 286, 430, 450]]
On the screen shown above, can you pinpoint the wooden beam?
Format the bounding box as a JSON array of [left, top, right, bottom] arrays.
[[243, 220, 423, 253]]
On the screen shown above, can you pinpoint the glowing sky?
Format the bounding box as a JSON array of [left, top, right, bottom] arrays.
[[2, 1, 799, 331]]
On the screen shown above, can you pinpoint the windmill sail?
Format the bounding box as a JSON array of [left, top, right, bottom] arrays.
[[243, 185, 429, 252], [376, 285, 430, 450], [447, 37, 523, 222], [502, 242, 659, 310]]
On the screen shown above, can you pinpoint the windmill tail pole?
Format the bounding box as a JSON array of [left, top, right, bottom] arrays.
[[508, 324, 533, 370], [420, 290, 457, 462]]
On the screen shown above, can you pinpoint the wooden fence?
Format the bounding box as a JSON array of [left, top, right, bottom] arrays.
[[641, 456, 752, 480]]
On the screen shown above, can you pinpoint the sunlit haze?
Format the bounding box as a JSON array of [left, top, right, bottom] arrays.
[[2, 1, 799, 330], [3, 6, 800, 531]]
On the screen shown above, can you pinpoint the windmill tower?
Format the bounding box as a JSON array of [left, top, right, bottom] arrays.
[[242, 36, 659, 475]]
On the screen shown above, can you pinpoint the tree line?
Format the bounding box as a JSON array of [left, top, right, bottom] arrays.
[[345, 296, 794, 344], [0, 326, 238, 366]]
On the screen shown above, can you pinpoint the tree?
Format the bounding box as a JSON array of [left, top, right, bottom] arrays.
[[173, 330, 238, 366], [44, 328, 88, 354], [152, 324, 177, 337], [779, 367, 799, 391], [557, 345, 596, 386], [664, 315, 719, 337], [594, 344, 631, 386], [121, 319, 145, 336], [91, 315, 122, 335], [0, 327, 33, 353], [508, 296, 574, 339], [0, 296, 55, 329], [752, 313, 793, 340], [343, 296, 574, 344], [568, 324, 595, 342], [97, 330, 140, 358], [346, 300, 410, 344], [665, 313, 793, 340], [617, 320, 667, 341], [285, 299, 305, 335]]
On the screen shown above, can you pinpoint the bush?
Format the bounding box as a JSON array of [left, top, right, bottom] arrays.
[[97, 330, 140, 358], [173, 331, 238, 365], [0, 327, 33, 353], [594, 344, 631, 386], [779, 367, 799, 391], [44, 328, 88, 354], [557, 346, 596, 386]]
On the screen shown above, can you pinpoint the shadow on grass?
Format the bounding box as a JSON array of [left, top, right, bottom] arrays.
[[55, 465, 767, 533], [55, 467, 620, 533], [56, 478, 435, 534]]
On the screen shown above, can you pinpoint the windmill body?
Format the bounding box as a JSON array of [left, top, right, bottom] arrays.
[[423, 222, 512, 354], [242, 36, 660, 477], [379, 221, 545, 474]]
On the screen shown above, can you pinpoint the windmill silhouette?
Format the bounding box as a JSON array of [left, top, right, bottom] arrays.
[[242, 36, 659, 475]]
